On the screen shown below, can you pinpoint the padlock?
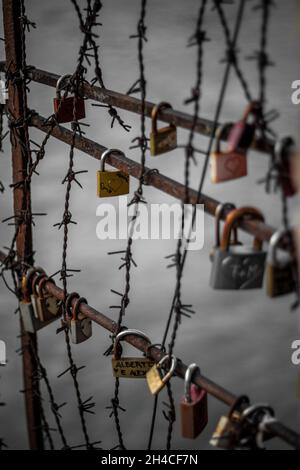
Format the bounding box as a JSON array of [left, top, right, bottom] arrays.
[[69, 296, 92, 344], [210, 124, 247, 183], [29, 269, 46, 319], [97, 148, 130, 198], [266, 229, 296, 298], [275, 137, 297, 198], [53, 74, 85, 123], [180, 363, 208, 439], [150, 102, 177, 156], [210, 207, 267, 290], [227, 102, 260, 153], [209, 202, 240, 262], [210, 396, 249, 449], [146, 354, 177, 395], [34, 275, 62, 323], [20, 270, 55, 333], [241, 403, 275, 449], [112, 329, 154, 378]]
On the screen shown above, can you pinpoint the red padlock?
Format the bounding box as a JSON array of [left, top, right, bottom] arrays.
[[180, 363, 208, 439], [210, 124, 247, 183], [276, 137, 297, 198], [227, 102, 260, 153], [53, 74, 85, 124]]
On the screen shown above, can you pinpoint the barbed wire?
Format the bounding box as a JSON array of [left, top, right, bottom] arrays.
[[105, 0, 149, 450]]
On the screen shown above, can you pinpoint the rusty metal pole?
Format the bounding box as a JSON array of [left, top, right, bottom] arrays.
[[2, 0, 44, 450]]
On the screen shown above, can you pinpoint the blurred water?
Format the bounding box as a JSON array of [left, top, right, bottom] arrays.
[[0, 0, 299, 450]]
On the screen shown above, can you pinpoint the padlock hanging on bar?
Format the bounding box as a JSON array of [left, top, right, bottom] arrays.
[[35, 275, 62, 322], [150, 102, 177, 156], [265, 229, 297, 298], [210, 207, 267, 290], [111, 329, 154, 379], [210, 123, 247, 184], [180, 363, 208, 439], [226, 101, 260, 153], [275, 137, 297, 198], [146, 354, 177, 394], [53, 74, 86, 123], [69, 295, 92, 344], [97, 148, 130, 198], [209, 202, 240, 262]]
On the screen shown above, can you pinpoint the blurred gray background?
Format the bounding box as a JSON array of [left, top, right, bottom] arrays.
[[0, 0, 299, 450]]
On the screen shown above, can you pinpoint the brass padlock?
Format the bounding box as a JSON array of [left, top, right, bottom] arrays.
[[112, 329, 154, 378], [210, 396, 249, 449], [146, 354, 177, 395], [180, 363, 208, 439], [266, 229, 297, 298], [210, 202, 240, 262], [34, 275, 62, 323], [53, 74, 85, 123], [210, 124, 247, 183], [150, 102, 177, 156], [30, 271, 47, 319], [69, 296, 92, 344], [97, 148, 130, 198], [210, 207, 266, 290]]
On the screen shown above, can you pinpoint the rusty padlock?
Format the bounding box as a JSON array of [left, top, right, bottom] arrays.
[[111, 329, 154, 378], [53, 74, 85, 123], [210, 396, 250, 449], [266, 229, 297, 298], [146, 354, 177, 395], [210, 207, 267, 290], [34, 275, 62, 322], [275, 137, 297, 198], [150, 102, 177, 156], [97, 149, 130, 197], [180, 363, 208, 439], [69, 296, 92, 344], [227, 102, 260, 153], [210, 124, 247, 183]]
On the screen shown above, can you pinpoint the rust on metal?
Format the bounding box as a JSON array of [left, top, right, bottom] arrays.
[[2, 0, 44, 450]]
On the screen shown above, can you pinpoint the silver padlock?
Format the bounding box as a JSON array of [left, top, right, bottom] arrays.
[[210, 207, 266, 290], [266, 229, 296, 297], [33, 275, 61, 323], [69, 296, 92, 344]]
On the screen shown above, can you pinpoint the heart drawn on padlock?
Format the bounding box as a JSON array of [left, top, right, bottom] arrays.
[[221, 256, 264, 289], [224, 155, 242, 176]]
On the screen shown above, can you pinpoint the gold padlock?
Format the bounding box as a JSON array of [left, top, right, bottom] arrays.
[[150, 102, 177, 156], [35, 275, 62, 322], [112, 329, 154, 378], [210, 395, 249, 449], [97, 148, 129, 198], [146, 354, 177, 395]]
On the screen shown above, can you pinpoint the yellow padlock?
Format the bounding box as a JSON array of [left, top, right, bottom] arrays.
[[111, 329, 155, 379], [146, 354, 177, 395], [150, 102, 177, 156], [97, 148, 129, 198]]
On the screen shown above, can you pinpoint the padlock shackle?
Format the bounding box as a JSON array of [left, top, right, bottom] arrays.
[[114, 329, 151, 359], [241, 403, 274, 421], [157, 354, 177, 384], [23, 266, 45, 300], [37, 276, 56, 299], [72, 296, 88, 321], [215, 202, 237, 248], [31, 272, 47, 297], [214, 123, 231, 154], [100, 149, 125, 172], [221, 207, 265, 252], [65, 292, 80, 321], [184, 363, 201, 403], [268, 229, 291, 266], [56, 74, 72, 99], [151, 102, 174, 135]]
